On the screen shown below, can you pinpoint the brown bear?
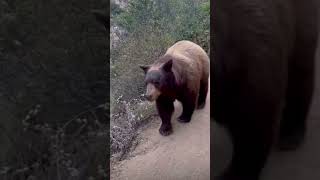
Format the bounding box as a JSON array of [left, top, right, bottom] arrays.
[[140, 40, 210, 136], [212, 0, 319, 179]]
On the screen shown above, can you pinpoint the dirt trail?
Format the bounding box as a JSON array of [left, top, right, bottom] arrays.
[[111, 82, 210, 180]]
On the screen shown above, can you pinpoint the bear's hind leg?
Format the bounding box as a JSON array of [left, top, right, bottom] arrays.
[[156, 96, 175, 136], [197, 78, 209, 109], [278, 50, 315, 150], [217, 123, 273, 180], [178, 92, 197, 123]]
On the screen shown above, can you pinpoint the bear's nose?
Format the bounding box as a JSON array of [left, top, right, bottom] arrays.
[[145, 94, 152, 101], [142, 94, 151, 101]]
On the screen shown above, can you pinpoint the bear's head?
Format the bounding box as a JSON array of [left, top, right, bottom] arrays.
[[140, 59, 176, 102]]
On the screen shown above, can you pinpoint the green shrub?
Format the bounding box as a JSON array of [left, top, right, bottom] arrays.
[[113, 0, 210, 50]]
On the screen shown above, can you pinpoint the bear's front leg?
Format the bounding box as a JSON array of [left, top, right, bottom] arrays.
[[156, 96, 175, 136], [216, 122, 274, 180], [178, 92, 197, 123]]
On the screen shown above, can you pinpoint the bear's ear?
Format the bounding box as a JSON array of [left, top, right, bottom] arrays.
[[139, 65, 150, 74], [162, 59, 173, 72]]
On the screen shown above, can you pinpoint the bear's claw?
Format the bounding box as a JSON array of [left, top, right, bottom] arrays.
[[197, 102, 206, 109], [159, 124, 173, 136], [178, 115, 191, 123], [277, 130, 306, 151]]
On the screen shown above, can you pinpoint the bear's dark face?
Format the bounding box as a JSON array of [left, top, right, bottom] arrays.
[[140, 60, 176, 101]]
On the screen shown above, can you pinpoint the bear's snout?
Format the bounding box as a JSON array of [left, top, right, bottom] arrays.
[[145, 94, 153, 101], [145, 92, 157, 102], [141, 93, 152, 101], [145, 83, 161, 102]]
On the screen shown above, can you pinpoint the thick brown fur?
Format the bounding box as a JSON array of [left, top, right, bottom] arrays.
[[141, 40, 209, 136], [212, 0, 319, 179]]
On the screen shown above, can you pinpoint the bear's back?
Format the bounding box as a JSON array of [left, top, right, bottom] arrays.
[[165, 40, 208, 64], [165, 40, 209, 81]]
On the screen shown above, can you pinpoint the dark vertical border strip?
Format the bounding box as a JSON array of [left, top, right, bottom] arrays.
[[210, 0, 215, 179], [106, 1, 111, 179], [91, 2, 110, 179], [107, 1, 111, 178], [108, 3, 111, 180]]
